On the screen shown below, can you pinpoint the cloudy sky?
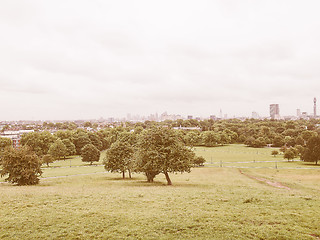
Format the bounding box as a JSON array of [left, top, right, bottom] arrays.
[[1, 0, 320, 120]]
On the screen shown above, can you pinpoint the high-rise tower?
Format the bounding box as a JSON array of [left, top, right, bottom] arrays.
[[314, 97, 317, 117], [297, 109, 301, 117], [270, 104, 280, 119]]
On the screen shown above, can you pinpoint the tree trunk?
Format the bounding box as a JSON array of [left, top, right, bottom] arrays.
[[128, 169, 132, 179], [122, 171, 125, 179], [146, 173, 154, 182], [164, 172, 172, 185]]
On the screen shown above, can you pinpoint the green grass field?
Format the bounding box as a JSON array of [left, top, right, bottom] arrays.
[[195, 144, 319, 169], [1, 145, 320, 239]]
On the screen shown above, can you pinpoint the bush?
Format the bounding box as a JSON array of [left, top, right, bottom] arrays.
[[193, 156, 206, 167], [271, 150, 279, 157]]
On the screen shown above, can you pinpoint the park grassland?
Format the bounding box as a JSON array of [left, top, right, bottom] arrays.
[[1, 145, 320, 239]]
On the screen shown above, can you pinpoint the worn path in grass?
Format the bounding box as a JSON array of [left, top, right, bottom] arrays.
[[239, 169, 291, 190]]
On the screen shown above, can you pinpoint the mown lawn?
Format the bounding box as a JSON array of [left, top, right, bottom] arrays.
[[1, 168, 320, 239], [194, 144, 279, 163], [1, 145, 320, 239], [195, 144, 319, 169]]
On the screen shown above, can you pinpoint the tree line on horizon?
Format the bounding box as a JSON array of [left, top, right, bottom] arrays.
[[1, 118, 320, 185]]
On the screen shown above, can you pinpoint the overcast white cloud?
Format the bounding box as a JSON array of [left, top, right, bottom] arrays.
[[1, 0, 320, 120]]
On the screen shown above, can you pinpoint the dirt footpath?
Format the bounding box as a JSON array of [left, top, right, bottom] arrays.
[[239, 169, 291, 190]]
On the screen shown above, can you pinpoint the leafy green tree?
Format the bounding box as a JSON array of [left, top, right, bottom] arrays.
[[202, 131, 219, 147], [271, 150, 279, 157], [0, 146, 42, 185], [279, 145, 287, 154], [275, 127, 285, 134], [0, 137, 11, 165], [42, 154, 54, 167], [1, 125, 9, 132], [81, 144, 100, 165], [193, 156, 206, 167], [272, 135, 284, 147], [295, 136, 305, 146], [0, 137, 12, 149], [94, 130, 109, 150], [283, 129, 298, 138], [104, 130, 119, 149], [283, 149, 295, 162], [260, 126, 271, 136], [175, 130, 186, 144], [253, 137, 266, 148], [117, 131, 137, 146], [54, 130, 73, 140], [68, 122, 78, 130], [72, 132, 91, 155], [55, 122, 66, 130], [245, 136, 265, 148], [88, 132, 103, 150], [284, 136, 294, 147], [301, 130, 315, 143], [134, 127, 195, 185], [219, 132, 231, 145], [21, 131, 56, 156], [302, 136, 320, 165], [48, 139, 67, 160], [291, 147, 299, 158], [103, 140, 134, 178], [307, 123, 316, 130], [184, 131, 201, 147], [62, 139, 76, 156], [224, 130, 238, 143], [295, 145, 304, 158], [47, 122, 55, 128], [83, 121, 92, 128], [244, 136, 255, 147], [134, 126, 144, 134]]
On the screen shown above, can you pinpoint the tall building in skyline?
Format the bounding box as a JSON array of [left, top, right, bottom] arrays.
[[270, 104, 280, 120], [297, 109, 301, 118], [252, 111, 259, 119], [314, 97, 317, 117]]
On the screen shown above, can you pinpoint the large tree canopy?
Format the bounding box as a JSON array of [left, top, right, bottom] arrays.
[[62, 138, 76, 156], [48, 139, 67, 160], [0, 137, 12, 150], [72, 132, 92, 155], [134, 127, 195, 185], [302, 136, 320, 165], [0, 146, 42, 185], [81, 144, 100, 165], [20, 131, 56, 156], [104, 140, 134, 179]]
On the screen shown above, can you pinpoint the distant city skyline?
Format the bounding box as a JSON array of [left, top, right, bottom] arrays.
[[1, 97, 319, 122], [1, 1, 320, 121]]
